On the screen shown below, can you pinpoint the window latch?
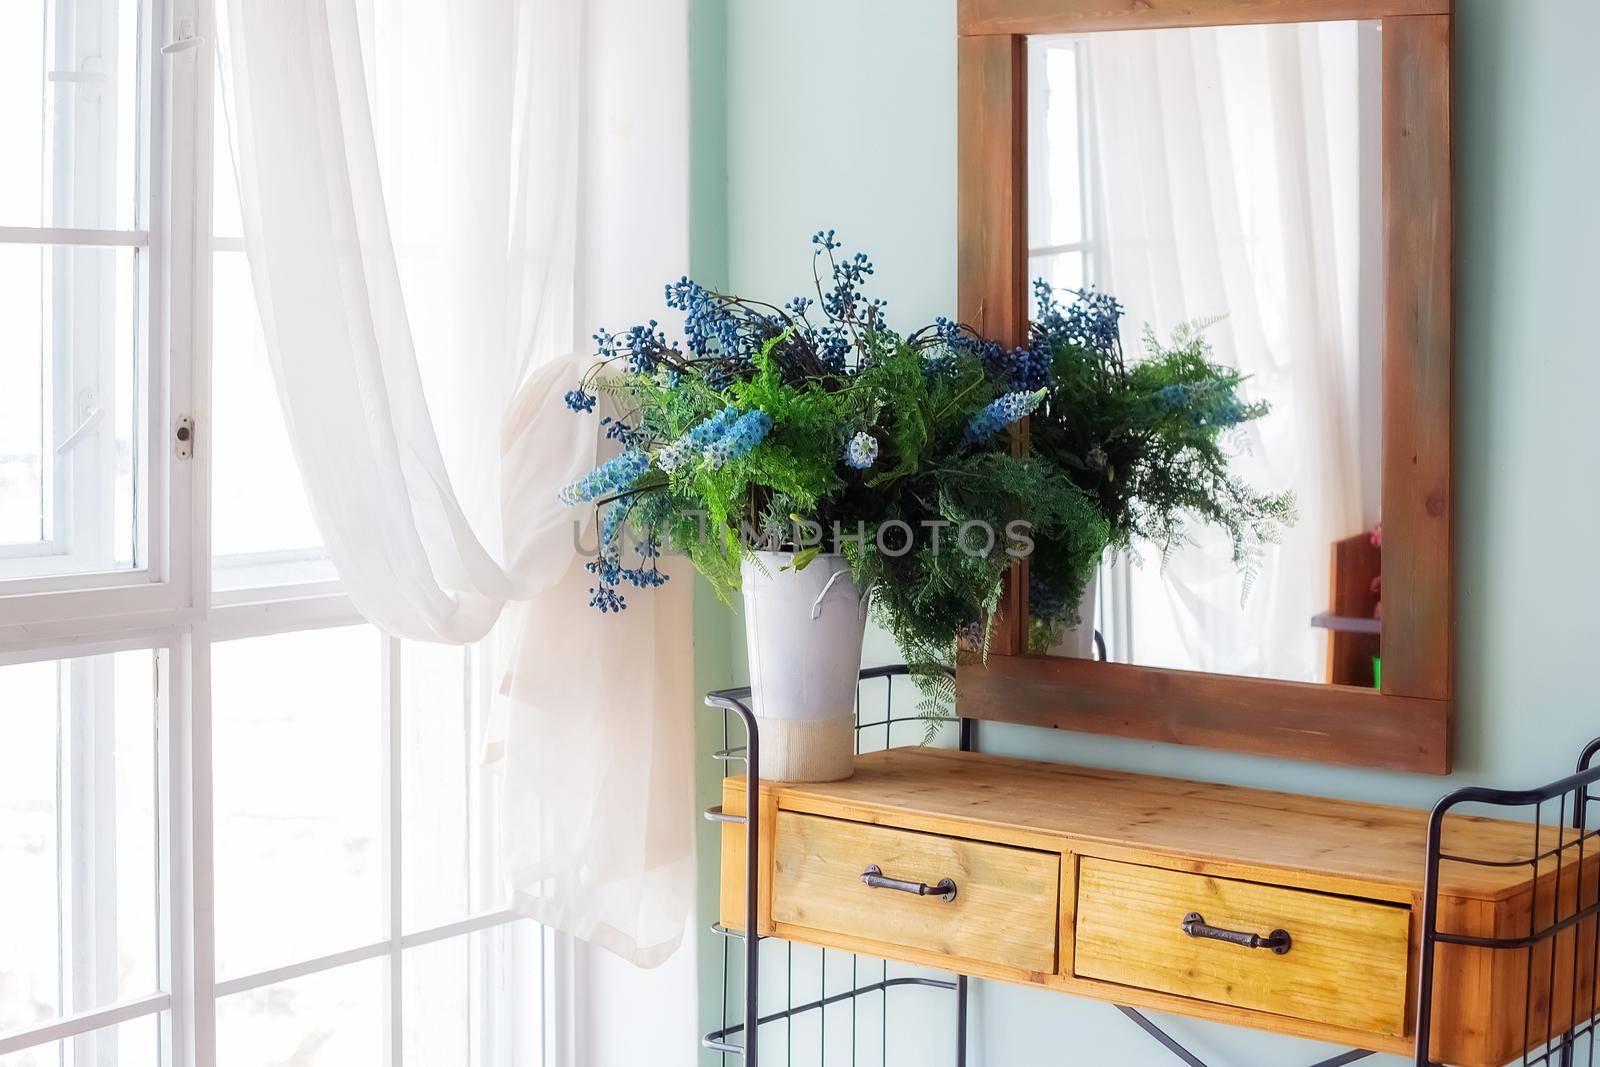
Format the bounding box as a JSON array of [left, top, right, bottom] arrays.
[[162, 20, 205, 55]]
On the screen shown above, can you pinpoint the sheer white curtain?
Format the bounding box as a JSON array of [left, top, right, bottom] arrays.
[[1086, 21, 1382, 682], [216, 0, 695, 979]]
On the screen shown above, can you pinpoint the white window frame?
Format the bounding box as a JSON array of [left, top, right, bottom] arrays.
[[0, 0, 551, 1062], [0, 0, 190, 632]]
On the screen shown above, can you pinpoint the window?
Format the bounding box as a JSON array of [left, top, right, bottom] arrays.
[[205, 629, 537, 1067], [0, 2, 544, 1064], [0, 0, 149, 586], [1026, 36, 1103, 299], [0, 650, 160, 1063], [208, 70, 328, 594]]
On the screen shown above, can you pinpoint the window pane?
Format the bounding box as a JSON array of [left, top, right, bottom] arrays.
[[216, 958, 385, 1067], [1029, 41, 1085, 249], [0, 245, 46, 545], [209, 252, 328, 586], [1029, 251, 1087, 305], [0, 652, 159, 1033], [403, 925, 540, 1067], [402, 640, 505, 931], [0, 0, 144, 230], [0, 243, 142, 578], [0, 1012, 160, 1067], [212, 69, 244, 242], [210, 59, 328, 590], [212, 627, 383, 978]]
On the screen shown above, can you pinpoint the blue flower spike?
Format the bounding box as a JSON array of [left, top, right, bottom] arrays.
[[657, 407, 742, 473], [703, 410, 772, 470], [598, 500, 633, 549], [557, 448, 650, 506], [965, 389, 1047, 443]]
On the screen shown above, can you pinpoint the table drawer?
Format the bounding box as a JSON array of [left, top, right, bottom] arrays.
[[771, 812, 1060, 974], [1074, 858, 1410, 1037]]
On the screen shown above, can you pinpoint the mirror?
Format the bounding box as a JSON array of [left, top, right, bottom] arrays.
[[1025, 20, 1386, 687]]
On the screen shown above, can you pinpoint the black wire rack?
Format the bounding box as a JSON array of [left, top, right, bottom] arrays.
[[702, 666, 969, 1067], [1415, 739, 1600, 1067]]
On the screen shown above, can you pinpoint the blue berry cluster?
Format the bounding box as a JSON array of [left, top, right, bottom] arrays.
[[666, 277, 744, 359], [813, 230, 888, 338], [586, 531, 670, 613], [986, 342, 1052, 392], [581, 231, 897, 401], [1032, 281, 1125, 356], [624, 322, 670, 374], [844, 431, 879, 470], [600, 416, 642, 447], [563, 386, 596, 413], [624, 538, 671, 592], [592, 321, 671, 377], [557, 448, 649, 506], [965, 389, 1046, 443], [587, 579, 626, 612], [814, 324, 851, 373], [664, 276, 797, 388], [928, 316, 1051, 391]]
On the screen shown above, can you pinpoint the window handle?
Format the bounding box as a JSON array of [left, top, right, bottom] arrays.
[[162, 20, 205, 55], [55, 406, 103, 455]]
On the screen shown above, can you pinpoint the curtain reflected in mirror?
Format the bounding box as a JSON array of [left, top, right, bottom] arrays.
[[1026, 20, 1384, 686]]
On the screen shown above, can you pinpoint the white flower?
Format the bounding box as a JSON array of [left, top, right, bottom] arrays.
[[844, 431, 879, 470]]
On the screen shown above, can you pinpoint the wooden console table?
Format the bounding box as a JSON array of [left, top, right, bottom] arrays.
[[717, 747, 1597, 1067]]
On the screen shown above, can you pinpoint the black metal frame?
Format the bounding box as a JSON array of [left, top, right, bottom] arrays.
[[702, 666, 966, 1067], [1414, 738, 1600, 1067], [700, 665, 1384, 1066]]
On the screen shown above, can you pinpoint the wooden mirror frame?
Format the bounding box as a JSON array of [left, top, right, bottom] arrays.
[[954, 0, 1454, 773]]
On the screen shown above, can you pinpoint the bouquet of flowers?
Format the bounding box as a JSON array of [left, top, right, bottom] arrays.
[[1019, 282, 1297, 650], [557, 233, 1108, 686], [558, 230, 1293, 710]]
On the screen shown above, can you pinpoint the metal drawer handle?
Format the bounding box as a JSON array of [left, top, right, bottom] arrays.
[[1181, 912, 1292, 955], [860, 864, 958, 902]]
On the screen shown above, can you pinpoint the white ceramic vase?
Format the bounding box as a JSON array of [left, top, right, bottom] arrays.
[[740, 551, 869, 782], [1047, 570, 1101, 659]]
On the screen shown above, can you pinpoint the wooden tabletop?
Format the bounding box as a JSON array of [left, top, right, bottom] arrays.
[[733, 748, 1577, 902]]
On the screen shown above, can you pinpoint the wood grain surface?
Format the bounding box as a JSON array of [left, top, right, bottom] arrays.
[[1076, 857, 1410, 1035], [772, 811, 1060, 974]]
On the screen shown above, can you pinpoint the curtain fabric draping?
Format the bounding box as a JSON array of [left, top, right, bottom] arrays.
[[1086, 21, 1381, 682], [216, 0, 694, 973]]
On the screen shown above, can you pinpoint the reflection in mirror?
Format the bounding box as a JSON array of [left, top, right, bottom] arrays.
[[1026, 21, 1384, 686]]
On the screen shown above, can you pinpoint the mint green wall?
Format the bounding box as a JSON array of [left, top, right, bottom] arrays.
[[688, 1, 734, 1057], [694, 0, 1600, 1062]]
